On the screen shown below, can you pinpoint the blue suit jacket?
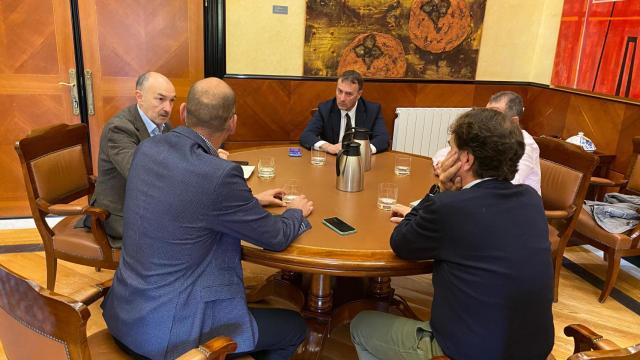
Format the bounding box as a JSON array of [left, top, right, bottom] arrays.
[[299, 97, 389, 152], [391, 179, 554, 359], [102, 127, 309, 359]]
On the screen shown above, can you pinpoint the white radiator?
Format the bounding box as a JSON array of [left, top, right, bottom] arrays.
[[392, 108, 471, 157]]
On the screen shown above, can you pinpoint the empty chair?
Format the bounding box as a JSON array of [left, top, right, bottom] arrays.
[[573, 136, 640, 302], [565, 324, 640, 359], [536, 136, 598, 301], [14, 123, 119, 290]]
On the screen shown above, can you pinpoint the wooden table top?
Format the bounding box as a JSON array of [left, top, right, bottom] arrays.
[[229, 147, 436, 276]]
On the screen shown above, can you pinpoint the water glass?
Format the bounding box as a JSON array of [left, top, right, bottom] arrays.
[[377, 183, 398, 210], [310, 148, 326, 166], [258, 156, 276, 179], [282, 179, 301, 205], [394, 155, 411, 176]]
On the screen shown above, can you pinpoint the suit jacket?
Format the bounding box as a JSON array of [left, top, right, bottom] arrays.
[[391, 179, 554, 359], [92, 104, 171, 240], [102, 127, 309, 359], [299, 97, 389, 152]]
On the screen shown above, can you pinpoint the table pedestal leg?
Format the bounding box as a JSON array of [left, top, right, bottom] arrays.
[[295, 274, 332, 360]]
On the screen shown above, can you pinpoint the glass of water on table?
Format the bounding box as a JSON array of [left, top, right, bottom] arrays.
[[283, 179, 301, 205], [377, 183, 398, 210], [258, 156, 276, 179]]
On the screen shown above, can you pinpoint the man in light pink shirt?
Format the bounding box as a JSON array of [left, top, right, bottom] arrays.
[[433, 91, 541, 195]]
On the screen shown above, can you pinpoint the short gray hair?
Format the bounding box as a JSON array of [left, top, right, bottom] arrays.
[[489, 91, 524, 118]]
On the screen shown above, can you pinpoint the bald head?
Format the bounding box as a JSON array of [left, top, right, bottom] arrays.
[[184, 78, 236, 133], [135, 72, 176, 126]]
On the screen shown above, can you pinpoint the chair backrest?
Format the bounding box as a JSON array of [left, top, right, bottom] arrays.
[[624, 137, 640, 195], [540, 159, 583, 212], [0, 264, 92, 360]]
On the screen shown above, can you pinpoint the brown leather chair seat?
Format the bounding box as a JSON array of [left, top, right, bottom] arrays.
[[53, 216, 104, 260], [87, 329, 130, 360], [576, 211, 636, 250]]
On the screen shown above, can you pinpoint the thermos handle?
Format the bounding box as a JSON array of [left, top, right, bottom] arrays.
[[336, 149, 343, 176]]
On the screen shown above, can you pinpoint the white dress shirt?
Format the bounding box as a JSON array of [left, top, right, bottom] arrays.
[[432, 130, 541, 195], [313, 106, 377, 153]]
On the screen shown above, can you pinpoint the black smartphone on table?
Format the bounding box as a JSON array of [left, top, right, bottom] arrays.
[[322, 217, 356, 235]]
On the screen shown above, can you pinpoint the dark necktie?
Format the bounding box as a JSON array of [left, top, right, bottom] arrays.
[[345, 113, 353, 132]]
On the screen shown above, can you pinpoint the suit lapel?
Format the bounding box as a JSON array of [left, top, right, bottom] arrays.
[[330, 100, 341, 144], [355, 98, 367, 128], [128, 105, 151, 141]]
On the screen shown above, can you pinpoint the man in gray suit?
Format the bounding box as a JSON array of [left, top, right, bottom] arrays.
[[102, 77, 312, 359], [90, 72, 176, 247]]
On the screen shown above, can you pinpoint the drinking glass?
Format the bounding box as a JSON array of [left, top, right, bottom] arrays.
[[282, 179, 301, 205], [258, 156, 276, 179], [310, 148, 326, 166], [394, 155, 411, 176], [377, 183, 398, 210]]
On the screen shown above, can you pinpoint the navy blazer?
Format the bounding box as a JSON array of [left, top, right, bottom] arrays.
[[299, 97, 389, 152], [102, 127, 309, 359], [391, 179, 554, 359]]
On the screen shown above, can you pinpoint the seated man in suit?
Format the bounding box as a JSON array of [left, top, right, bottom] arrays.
[[350, 109, 554, 359], [89, 72, 176, 247], [299, 70, 389, 154], [102, 78, 312, 360], [433, 91, 541, 194]]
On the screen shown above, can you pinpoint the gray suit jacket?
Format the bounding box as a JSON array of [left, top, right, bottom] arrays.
[[92, 104, 171, 241], [102, 127, 310, 359]]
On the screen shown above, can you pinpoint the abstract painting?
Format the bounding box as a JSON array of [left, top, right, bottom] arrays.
[[552, 0, 640, 100], [303, 0, 487, 79]]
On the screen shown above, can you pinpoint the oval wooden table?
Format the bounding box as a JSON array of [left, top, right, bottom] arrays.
[[229, 147, 436, 359]]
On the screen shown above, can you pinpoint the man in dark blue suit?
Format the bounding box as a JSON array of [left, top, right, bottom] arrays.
[[102, 78, 313, 360], [350, 109, 554, 359], [299, 70, 389, 154]]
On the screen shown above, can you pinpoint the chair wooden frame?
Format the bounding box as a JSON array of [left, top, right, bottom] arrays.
[[536, 136, 599, 302], [565, 324, 640, 359], [573, 136, 640, 302], [14, 123, 119, 290], [0, 264, 237, 359]]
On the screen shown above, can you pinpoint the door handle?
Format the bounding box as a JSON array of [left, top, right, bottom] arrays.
[[84, 69, 95, 115], [59, 69, 79, 115]]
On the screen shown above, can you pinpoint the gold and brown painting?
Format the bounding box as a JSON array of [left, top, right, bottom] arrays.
[[304, 0, 487, 80]]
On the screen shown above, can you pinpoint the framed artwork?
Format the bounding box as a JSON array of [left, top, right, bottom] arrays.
[[303, 0, 487, 79], [552, 0, 640, 100]]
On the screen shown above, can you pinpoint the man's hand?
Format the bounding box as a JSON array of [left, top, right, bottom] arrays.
[[217, 148, 229, 159], [288, 195, 314, 217], [390, 204, 411, 224], [254, 188, 285, 207], [433, 161, 442, 179], [438, 150, 462, 192], [321, 143, 342, 155]]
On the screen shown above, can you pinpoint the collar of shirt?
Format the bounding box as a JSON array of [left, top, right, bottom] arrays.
[[338, 105, 357, 143], [137, 105, 165, 136], [195, 132, 218, 156], [463, 177, 493, 189]]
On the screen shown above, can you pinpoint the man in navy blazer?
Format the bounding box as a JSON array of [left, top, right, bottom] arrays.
[[299, 70, 389, 154], [350, 109, 554, 359], [102, 78, 313, 359]]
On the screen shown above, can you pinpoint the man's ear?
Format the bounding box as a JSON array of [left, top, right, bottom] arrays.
[[135, 90, 143, 104], [228, 114, 237, 135], [179, 103, 187, 123], [512, 116, 520, 125], [460, 151, 475, 172]]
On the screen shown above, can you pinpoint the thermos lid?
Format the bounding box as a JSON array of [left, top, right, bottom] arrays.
[[342, 141, 361, 156]]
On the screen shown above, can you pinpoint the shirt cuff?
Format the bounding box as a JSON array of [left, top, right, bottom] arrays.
[[370, 144, 377, 154], [314, 140, 328, 150]]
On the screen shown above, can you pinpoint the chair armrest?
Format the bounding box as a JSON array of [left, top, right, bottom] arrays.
[[68, 279, 112, 306], [47, 204, 88, 216], [565, 324, 621, 352], [89, 175, 97, 184], [590, 177, 627, 188], [176, 336, 237, 360], [85, 206, 110, 221], [545, 210, 571, 219]]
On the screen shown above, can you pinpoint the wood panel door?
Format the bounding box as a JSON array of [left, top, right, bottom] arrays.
[[0, 0, 79, 217], [77, 0, 204, 165]]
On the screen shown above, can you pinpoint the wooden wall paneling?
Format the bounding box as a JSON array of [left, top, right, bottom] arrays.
[[288, 80, 336, 139], [614, 104, 640, 174], [78, 0, 204, 167], [414, 84, 475, 108], [0, 0, 78, 217], [563, 94, 625, 156], [523, 87, 571, 137], [365, 82, 418, 139]]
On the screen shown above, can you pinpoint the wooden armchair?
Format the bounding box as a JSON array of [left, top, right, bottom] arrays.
[[565, 324, 640, 359], [536, 136, 599, 301], [573, 136, 640, 302], [0, 264, 237, 359], [14, 123, 119, 290]]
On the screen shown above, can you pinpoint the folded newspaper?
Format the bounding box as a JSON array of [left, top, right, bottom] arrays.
[[583, 193, 640, 234]]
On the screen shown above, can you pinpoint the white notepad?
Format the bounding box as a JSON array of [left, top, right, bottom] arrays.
[[241, 165, 255, 179]]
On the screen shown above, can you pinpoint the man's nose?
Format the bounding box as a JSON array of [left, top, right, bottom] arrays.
[[163, 101, 173, 113]]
